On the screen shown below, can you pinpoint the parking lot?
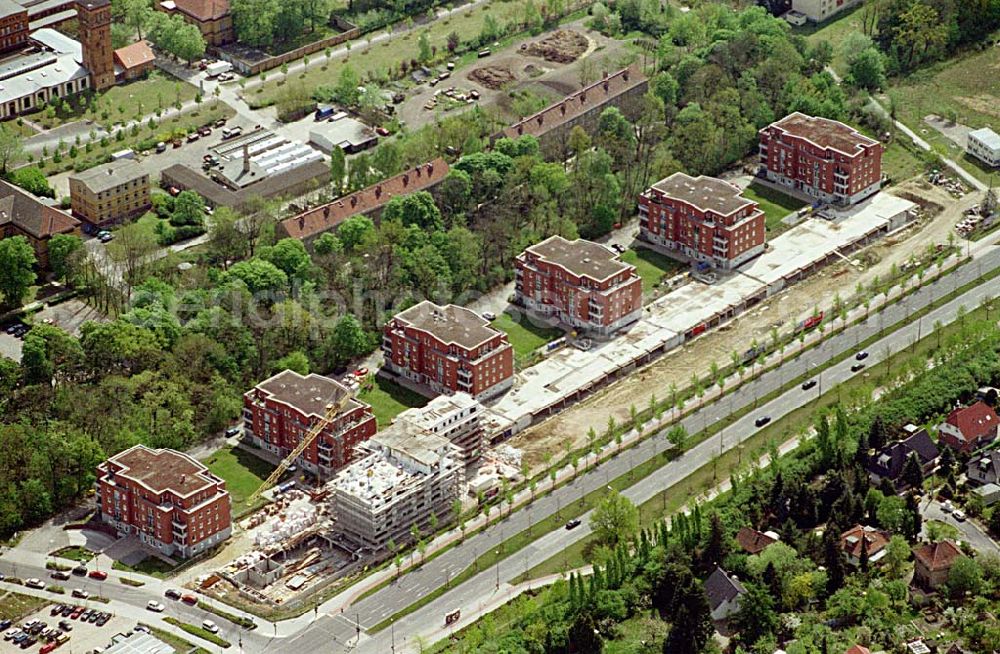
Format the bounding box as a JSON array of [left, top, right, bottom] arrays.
[[1, 299, 106, 364], [1, 602, 133, 654]]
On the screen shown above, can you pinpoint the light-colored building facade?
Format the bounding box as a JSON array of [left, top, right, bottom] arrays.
[[515, 235, 642, 336], [382, 301, 514, 400], [638, 172, 767, 270], [967, 127, 1000, 168], [791, 0, 863, 23], [96, 445, 232, 558], [243, 370, 377, 479], [69, 158, 151, 227], [394, 392, 484, 466], [759, 112, 883, 206], [328, 429, 461, 552]]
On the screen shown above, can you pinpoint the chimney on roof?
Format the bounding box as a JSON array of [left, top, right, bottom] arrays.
[[517, 125, 523, 135], [560, 103, 566, 116], [242, 144, 250, 174], [180, 474, 186, 484], [623, 69, 630, 82], [580, 92, 586, 103], [603, 70, 608, 79], [324, 206, 330, 218], [427, 163, 434, 175], [536, 115, 543, 126], [298, 215, 305, 230], [603, 80, 609, 92]]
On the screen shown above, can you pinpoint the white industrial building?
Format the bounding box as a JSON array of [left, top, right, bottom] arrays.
[[968, 127, 1000, 168], [0, 28, 90, 119], [308, 112, 378, 155]]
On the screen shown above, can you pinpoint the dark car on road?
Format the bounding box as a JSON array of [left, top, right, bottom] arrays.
[[851, 363, 866, 372], [801, 379, 817, 391], [855, 351, 869, 361], [565, 519, 581, 530], [755, 416, 772, 427]]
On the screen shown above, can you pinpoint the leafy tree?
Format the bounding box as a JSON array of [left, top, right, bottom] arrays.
[[328, 314, 372, 367], [0, 236, 36, 309], [171, 190, 206, 227], [272, 350, 310, 375], [0, 124, 24, 174], [947, 555, 983, 598], [206, 207, 248, 268], [9, 166, 55, 198], [224, 259, 289, 295], [883, 534, 910, 580], [590, 489, 638, 547], [48, 234, 83, 282], [259, 238, 312, 279], [337, 215, 376, 252], [329, 146, 346, 194], [382, 191, 443, 231], [734, 583, 778, 646]]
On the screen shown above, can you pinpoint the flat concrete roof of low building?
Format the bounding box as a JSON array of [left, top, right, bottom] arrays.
[[651, 172, 756, 216], [970, 127, 1000, 150], [392, 301, 502, 350], [524, 235, 633, 282], [373, 424, 452, 468], [309, 116, 377, 151]]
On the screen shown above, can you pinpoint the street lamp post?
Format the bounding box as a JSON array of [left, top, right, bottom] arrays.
[[494, 550, 500, 589]]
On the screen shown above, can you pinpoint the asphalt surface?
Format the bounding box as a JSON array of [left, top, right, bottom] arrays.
[[922, 499, 1000, 555], [4, 245, 998, 654]]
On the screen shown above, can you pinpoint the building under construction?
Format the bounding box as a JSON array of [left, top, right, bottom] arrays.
[[394, 392, 484, 467], [328, 429, 461, 553]]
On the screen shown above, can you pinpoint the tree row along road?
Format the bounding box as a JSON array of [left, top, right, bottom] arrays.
[[281, 243, 1000, 654], [4, 243, 996, 654]]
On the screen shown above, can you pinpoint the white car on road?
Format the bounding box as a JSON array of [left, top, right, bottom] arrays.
[[146, 601, 165, 612], [202, 620, 219, 633]]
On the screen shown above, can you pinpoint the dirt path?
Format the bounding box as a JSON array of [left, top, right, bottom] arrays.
[[509, 182, 982, 471]]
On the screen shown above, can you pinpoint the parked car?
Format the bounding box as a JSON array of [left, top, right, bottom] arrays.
[[88, 571, 107, 581], [376, 126, 390, 136], [5, 629, 21, 640], [134, 625, 150, 634], [0, 620, 9, 631], [953, 509, 967, 521], [851, 363, 866, 372], [942, 500, 954, 513], [71, 590, 89, 600], [71, 566, 86, 577], [202, 620, 219, 633], [50, 571, 70, 581], [95, 614, 108, 626], [57, 622, 71, 632], [214, 118, 227, 128], [155, 141, 167, 153], [482, 311, 496, 321], [164, 589, 182, 600], [21, 636, 36, 649], [197, 125, 212, 136], [611, 243, 626, 254], [755, 416, 772, 427], [146, 601, 165, 613], [49, 607, 63, 617], [801, 379, 817, 391], [224, 426, 241, 437], [186, 133, 200, 143], [25, 578, 44, 589], [565, 518, 581, 530], [181, 594, 197, 605], [40, 642, 57, 654]]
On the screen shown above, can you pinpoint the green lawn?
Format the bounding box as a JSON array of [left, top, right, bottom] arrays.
[[201, 446, 276, 517], [249, 0, 524, 107], [887, 43, 1000, 186], [33, 72, 198, 131], [0, 592, 48, 622], [50, 546, 95, 562], [491, 310, 564, 359], [620, 247, 685, 294], [800, 4, 867, 78], [144, 625, 211, 654], [357, 376, 427, 428], [741, 182, 807, 234], [112, 556, 178, 579]]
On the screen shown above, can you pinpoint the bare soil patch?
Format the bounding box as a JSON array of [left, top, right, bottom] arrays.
[[469, 65, 517, 90], [521, 29, 589, 63]]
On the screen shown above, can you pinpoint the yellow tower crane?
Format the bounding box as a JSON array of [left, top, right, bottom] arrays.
[[246, 391, 354, 506]]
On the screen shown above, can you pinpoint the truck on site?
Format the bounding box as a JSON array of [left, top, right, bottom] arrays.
[[205, 61, 232, 78]]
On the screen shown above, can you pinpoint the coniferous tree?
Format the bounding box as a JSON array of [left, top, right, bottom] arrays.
[[824, 530, 846, 595], [662, 578, 713, 654], [902, 452, 924, 489], [568, 611, 602, 654], [905, 493, 922, 542]]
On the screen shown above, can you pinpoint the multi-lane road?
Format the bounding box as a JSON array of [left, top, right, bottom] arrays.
[[4, 244, 999, 653]]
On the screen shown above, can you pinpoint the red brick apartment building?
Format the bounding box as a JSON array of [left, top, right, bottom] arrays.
[[514, 235, 642, 336], [759, 112, 883, 206], [243, 370, 377, 477], [0, 1, 29, 53], [97, 445, 231, 558], [382, 301, 514, 400], [638, 172, 766, 270]]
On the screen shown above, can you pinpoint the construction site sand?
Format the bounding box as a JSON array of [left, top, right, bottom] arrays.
[[512, 181, 979, 472]]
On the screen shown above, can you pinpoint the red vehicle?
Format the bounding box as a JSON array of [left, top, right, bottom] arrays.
[[40, 643, 56, 654], [181, 595, 197, 605], [87, 571, 107, 581], [69, 609, 82, 620], [801, 311, 825, 332], [354, 367, 369, 378]]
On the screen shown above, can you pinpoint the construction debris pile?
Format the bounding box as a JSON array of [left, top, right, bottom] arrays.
[[927, 169, 969, 198], [521, 30, 588, 63], [469, 65, 516, 89], [249, 491, 321, 550]]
